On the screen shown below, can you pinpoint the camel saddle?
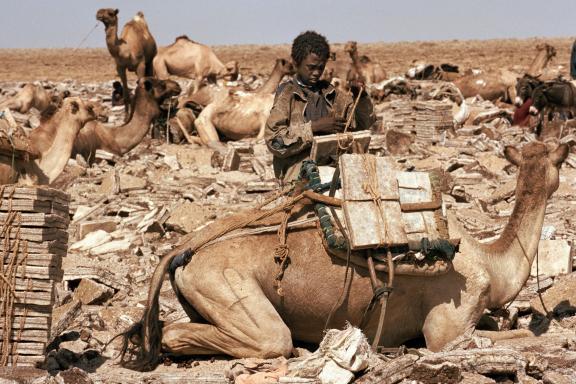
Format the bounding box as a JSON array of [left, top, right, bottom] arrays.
[[0, 109, 38, 161], [306, 154, 459, 276]]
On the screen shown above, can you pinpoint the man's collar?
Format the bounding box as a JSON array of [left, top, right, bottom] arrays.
[[291, 77, 335, 101]]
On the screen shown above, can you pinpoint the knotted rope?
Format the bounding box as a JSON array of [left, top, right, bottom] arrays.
[[0, 186, 28, 367], [361, 154, 388, 247], [273, 209, 292, 296]]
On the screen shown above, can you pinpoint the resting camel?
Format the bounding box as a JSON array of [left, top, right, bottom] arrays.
[[193, 59, 294, 145], [96, 8, 157, 118], [454, 43, 557, 103], [153, 35, 239, 94], [345, 41, 386, 84], [120, 141, 568, 371], [71, 78, 181, 162], [0, 83, 68, 114], [0, 98, 96, 185]]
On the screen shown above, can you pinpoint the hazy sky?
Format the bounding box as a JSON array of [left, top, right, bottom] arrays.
[[1, 0, 575, 48]]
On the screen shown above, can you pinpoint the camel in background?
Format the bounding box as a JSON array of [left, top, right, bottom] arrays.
[[454, 42, 557, 103], [0, 98, 96, 185], [192, 59, 293, 147], [345, 41, 387, 84], [0, 83, 68, 114], [119, 140, 568, 370], [526, 43, 557, 78], [96, 8, 157, 119], [72, 78, 181, 163], [153, 35, 239, 94]]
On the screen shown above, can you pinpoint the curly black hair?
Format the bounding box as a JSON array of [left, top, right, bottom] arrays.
[[291, 31, 330, 65]]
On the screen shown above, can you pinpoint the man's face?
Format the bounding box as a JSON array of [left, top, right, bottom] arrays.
[[295, 53, 327, 86]]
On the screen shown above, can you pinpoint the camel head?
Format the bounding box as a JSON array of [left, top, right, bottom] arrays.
[[536, 43, 557, 61], [344, 41, 358, 55], [274, 58, 295, 77], [61, 97, 98, 127], [96, 8, 119, 27], [136, 78, 182, 104], [504, 142, 569, 199], [223, 61, 240, 81]]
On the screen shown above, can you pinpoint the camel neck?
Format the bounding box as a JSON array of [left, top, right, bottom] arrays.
[[258, 66, 286, 95], [483, 183, 548, 308], [111, 90, 160, 154], [104, 23, 121, 56], [527, 49, 551, 76], [36, 111, 81, 184]]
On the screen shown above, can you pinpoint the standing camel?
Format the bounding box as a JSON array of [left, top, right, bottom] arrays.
[[96, 8, 157, 119], [153, 35, 239, 95], [120, 141, 568, 371], [0, 98, 96, 185]]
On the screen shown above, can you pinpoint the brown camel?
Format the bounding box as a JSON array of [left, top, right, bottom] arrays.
[[96, 8, 157, 118], [0, 97, 96, 185], [454, 44, 557, 103], [526, 43, 557, 78], [344, 41, 387, 84], [153, 35, 239, 94], [71, 78, 181, 162], [453, 69, 518, 102], [0, 83, 68, 114], [193, 59, 294, 145], [120, 141, 568, 371]]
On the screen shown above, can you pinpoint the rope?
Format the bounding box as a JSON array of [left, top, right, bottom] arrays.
[[0, 187, 22, 366], [336, 86, 364, 155], [273, 210, 291, 296], [73, 23, 99, 52], [361, 154, 388, 247], [0, 186, 29, 367]]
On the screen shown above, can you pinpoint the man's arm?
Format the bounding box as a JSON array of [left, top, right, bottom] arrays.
[[265, 89, 314, 159]]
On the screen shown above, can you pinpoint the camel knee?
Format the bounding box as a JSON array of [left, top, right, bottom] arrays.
[[254, 327, 293, 358], [161, 326, 188, 354]]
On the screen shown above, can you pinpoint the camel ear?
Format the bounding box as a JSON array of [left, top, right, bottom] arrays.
[[70, 100, 79, 114], [550, 143, 569, 166], [504, 146, 522, 167], [114, 9, 119, 15]]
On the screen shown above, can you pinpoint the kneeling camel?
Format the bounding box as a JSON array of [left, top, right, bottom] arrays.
[[120, 141, 568, 371], [0, 98, 96, 185], [71, 78, 181, 162]]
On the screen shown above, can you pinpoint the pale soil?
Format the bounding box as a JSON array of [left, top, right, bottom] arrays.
[[0, 37, 572, 83]]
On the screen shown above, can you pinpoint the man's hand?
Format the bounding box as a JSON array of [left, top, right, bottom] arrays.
[[311, 116, 346, 134], [349, 80, 366, 98]]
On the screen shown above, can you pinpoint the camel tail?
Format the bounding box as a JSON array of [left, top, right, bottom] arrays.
[[119, 248, 183, 371]]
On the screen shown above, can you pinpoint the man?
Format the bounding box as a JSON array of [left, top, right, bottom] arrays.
[[572, 38, 576, 80], [265, 31, 375, 182]]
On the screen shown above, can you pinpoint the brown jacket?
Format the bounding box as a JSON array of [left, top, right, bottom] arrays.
[[265, 80, 375, 182]]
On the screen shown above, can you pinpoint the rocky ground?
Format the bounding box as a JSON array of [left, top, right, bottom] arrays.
[[0, 38, 576, 383]]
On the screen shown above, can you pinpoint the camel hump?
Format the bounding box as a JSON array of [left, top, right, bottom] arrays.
[[133, 11, 146, 23], [175, 35, 195, 43]]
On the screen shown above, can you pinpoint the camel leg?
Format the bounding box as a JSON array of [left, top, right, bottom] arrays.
[[162, 266, 293, 358], [117, 65, 130, 120], [153, 59, 169, 80], [144, 59, 154, 78], [194, 105, 223, 146], [422, 287, 489, 351]]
